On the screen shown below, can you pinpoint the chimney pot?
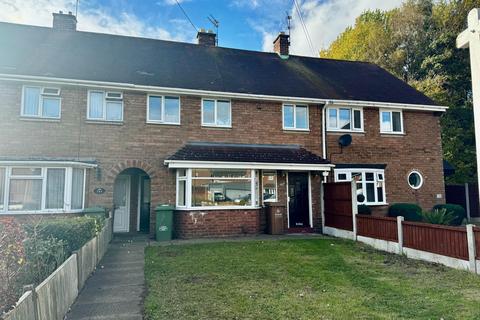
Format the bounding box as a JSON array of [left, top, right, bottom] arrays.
[[197, 29, 217, 46], [52, 11, 77, 31], [273, 32, 290, 56]]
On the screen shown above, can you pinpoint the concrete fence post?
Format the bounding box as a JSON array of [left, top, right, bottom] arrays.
[[466, 224, 477, 273], [351, 181, 358, 241], [397, 216, 404, 255]]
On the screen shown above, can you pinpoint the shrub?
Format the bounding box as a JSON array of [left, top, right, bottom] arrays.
[[357, 204, 372, 215], [388, 203, 422, 221], [420, 208, 455, 225], [24, 216, 98, 256], [432, 204, 466, 226], [0, 218, 26, 315]]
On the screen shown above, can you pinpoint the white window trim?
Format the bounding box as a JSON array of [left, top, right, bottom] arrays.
[[334, 168, 387, 206], [379, 108, 404, 134], [262, 171, 278, 203], [146, 94, 181, 125], [201, 98, 232, 128], [176, 168, 260, 210], [282, 104, 310, 131], [326, 106, 364, 132], [0, 166, 86, 214], [407, 170, 423, 190], [21, 85, 62, 119], [87, 90, 124, 122]]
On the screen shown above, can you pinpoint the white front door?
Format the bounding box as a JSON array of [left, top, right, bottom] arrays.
[[113, 175, 130, 233]]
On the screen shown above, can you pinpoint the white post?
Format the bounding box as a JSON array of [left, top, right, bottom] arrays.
[[465, 183, 471, 221], [466, 224, 477, 273], [351, 181, 358, 241], [397, 216, 404, 255], [457, 9, 480, 208], [320, 180, 325, 232]]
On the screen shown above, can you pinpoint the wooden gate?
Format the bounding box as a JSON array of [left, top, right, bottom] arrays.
[[324, 182, 353, 231]]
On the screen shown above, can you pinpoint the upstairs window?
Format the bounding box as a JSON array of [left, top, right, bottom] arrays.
[[283, 104, 309, 130], [147, 95, 181, 124], [202, 99, 231, 127], [380, 109, 403, 134], [22, 86, 61, 119], [88, 90, 123, 121], [327, 107, 363, 132], [334, 168, 386, 205]]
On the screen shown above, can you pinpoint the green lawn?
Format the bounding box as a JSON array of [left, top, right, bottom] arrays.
[[144, 238, 480, 320]]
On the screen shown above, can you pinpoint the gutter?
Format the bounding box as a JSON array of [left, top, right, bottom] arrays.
[[0, 73, 448, 112]]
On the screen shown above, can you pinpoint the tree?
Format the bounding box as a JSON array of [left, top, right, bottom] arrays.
[[320, 0, 480, 183]]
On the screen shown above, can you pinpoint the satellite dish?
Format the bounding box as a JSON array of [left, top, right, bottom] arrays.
[[338, 134, 352, 147]]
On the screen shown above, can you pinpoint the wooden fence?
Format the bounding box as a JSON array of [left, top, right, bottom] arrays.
[[475, 227, 480, 259], [402, 221, 469, 260], [357, 215, 398, 242], [324, 182, 353, 231]]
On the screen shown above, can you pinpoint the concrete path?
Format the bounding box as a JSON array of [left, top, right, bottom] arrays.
[[66, 234, 149, 320]]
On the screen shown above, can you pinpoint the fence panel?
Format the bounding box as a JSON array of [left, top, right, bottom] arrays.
[[324, 182, 353, 231], [357, 215, 398, 242], [3, 291, 35, 320], [35, 254, 78, 320], [403, 222, 468, 260], [76, 237, 98, 291], [475, 227, 480, 259]]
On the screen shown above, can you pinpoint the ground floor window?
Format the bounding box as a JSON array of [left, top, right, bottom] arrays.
[[334, 168, 386, 205], [262, 171, 277, 202], [0, 166, 86, 213], [176, 168, 258, 209]]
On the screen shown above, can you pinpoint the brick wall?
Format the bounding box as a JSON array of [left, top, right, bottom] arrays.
[[174, 209, 262, 238]]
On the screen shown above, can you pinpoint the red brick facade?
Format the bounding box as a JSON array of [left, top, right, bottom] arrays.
[[0, 81, 445, 238]]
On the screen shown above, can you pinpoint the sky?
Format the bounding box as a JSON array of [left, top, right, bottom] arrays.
[[0, 0, 405, 56]]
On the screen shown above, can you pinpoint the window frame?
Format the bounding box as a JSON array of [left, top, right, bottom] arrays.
[[201, 98, 232, 128], [379, 109, 404, 134], [176, 168, 259, 210], [407, 170, 423, 190], [87, 90, 124, 122], [21, 85, 62, 119], [146, 94, 181, 125], [334, 168, 386, 206], [0, 166, 86, 214], [282, 104, 310, 131], [326, 106, 363, 132], [262, 170, 278, 203]]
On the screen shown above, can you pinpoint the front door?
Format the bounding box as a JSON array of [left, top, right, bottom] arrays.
[[113, 175, 130, 233], [288, 172, 310, 228]]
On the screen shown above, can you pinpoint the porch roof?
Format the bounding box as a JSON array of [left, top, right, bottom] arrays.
[[165, 142, 333, 171]]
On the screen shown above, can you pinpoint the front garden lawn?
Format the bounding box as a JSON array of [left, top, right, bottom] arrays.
[[144, 238, 480, 319]]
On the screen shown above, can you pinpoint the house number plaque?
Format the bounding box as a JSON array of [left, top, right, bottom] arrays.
[[94, 187, 106, 195]]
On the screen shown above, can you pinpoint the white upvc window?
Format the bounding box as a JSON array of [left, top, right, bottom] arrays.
[[0, 166, 86, 214], [147, 95, 181, 124], [380, 109, 404, 134], [283, 104, 309, 130], [327, 106, 363, 132], [202, 99, 231, 127], [22, 86, 61, 119], [88, 90, 123, 122], [334, 168, 386, 205], [262, 171, 277, 203], [176, 168, 259, 209]]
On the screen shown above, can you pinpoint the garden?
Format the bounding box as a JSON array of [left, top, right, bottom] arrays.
[[0, 214, 105, 316]]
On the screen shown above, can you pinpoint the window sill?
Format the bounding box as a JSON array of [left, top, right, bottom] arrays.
[[359, 203, 388, 207], [283, 128, 310, 133], [175, 206, 261, 211], [146, 121, 181, 126], [86, 120, 124, 126], [20, 116, 61, 122], [380, 132, 405, 136], [327, 130, 364, 134], [201, 125, 232, 130]]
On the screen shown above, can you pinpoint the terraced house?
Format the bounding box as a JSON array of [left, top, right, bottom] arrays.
[[0, 12, 447, 238]]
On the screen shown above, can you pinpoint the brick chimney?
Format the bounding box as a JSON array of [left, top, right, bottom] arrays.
[[273, 32, 290, 56], [197, 29, 217, 46], [52, 11, 77, 31]]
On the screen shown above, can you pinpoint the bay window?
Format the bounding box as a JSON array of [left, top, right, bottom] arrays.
[[0, 166, 86, 213], [176, 169, 259, 209], [334, 168, 386, 205], [327, 107, 363, 132], [22, 86, 61, 119]]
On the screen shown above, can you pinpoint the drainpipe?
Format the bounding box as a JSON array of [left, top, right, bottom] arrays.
[[322, 102, 331, 183]]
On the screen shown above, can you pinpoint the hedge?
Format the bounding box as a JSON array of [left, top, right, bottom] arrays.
[[432, 204, 466, 226], [388, 203, 422, 222]]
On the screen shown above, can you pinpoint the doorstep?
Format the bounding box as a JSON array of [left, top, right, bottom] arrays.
[[287, 227, 314, 234]]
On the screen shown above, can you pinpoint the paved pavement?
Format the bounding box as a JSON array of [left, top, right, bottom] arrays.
[[66, 234, 148, 320]]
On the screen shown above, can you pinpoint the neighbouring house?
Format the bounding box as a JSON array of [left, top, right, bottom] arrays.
[[0, 12, 447, 238]]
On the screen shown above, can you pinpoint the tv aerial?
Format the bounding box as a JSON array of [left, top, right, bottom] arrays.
[[208, 14, 219, 46]]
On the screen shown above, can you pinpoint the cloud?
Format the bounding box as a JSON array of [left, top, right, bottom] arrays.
[[230, 0, 260, 9], [159, 0, 190, 5], [259, 0, 404, 56], [0, 0, 193, 42]]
